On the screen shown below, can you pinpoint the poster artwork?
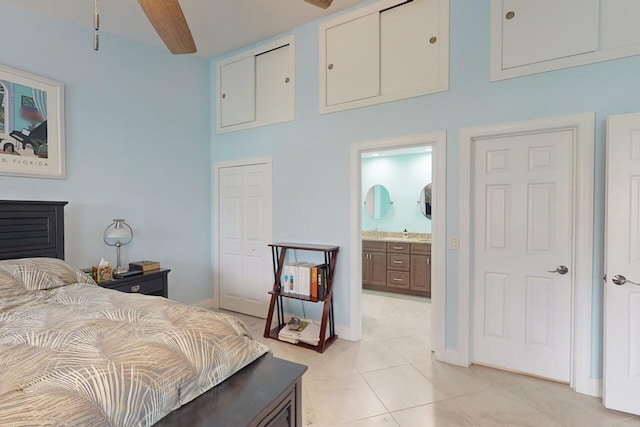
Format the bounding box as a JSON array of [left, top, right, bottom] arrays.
[[0, 65, 64, 179]]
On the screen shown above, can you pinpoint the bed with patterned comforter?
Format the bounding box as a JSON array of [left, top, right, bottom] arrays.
[[0, 258, 269, 426]]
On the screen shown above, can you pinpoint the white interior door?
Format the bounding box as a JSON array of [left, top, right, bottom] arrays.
[[604, 112, 640, 415], [472, 129, 574, 382], [219, 163, 272, 318]]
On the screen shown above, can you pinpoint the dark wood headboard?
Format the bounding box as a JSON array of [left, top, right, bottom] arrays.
[[0, 200, 67, 260]]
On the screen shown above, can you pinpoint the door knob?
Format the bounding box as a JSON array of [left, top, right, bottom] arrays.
[[612, 275, 640, 286], [548, 265, 569, 275]]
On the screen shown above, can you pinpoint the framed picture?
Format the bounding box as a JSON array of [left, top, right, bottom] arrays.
[[0, 64, 65, 179]]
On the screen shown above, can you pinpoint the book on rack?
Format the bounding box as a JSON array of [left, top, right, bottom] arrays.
[[277, 318, 328, 346], [282, 262, 328, 299], [129, 260, 160, 272]]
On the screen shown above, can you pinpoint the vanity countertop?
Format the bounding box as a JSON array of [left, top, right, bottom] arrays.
[[362, 230, 431, 244], [364, 236, 431, 244]]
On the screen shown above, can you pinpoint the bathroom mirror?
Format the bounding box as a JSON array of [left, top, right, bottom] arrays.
[[364, 185, 392, 219], [419, 184, 432, 219]]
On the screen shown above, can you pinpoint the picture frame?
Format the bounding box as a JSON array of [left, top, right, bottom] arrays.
[[0, 64, 65, 179]]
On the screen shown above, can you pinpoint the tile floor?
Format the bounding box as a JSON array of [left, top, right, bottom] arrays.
[[222, 291, 640, 427]]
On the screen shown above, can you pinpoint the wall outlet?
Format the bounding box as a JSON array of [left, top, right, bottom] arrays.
[[449, 236, 459, 250]]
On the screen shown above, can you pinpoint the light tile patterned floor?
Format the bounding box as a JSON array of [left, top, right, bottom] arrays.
[[221, 291, 640, 427]]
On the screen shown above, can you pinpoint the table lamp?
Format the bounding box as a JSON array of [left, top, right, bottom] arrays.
[[103, 219, 133, 274]]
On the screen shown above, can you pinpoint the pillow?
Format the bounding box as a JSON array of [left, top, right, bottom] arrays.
[[0, 257, 96, 292]]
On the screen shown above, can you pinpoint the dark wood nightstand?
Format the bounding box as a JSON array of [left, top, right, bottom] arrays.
[[98, 269, 170, 297]]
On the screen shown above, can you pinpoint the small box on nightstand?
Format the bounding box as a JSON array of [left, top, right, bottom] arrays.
[[92, 265, 113, 283]]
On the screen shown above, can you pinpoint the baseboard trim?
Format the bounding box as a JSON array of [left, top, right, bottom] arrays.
[[588, 378, 603, 398], [193, 298, 216, 309], [444, 348, 468, 367]]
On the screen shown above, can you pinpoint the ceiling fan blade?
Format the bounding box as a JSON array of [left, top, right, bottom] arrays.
[[138, 0, 196, 54], [305, 0, 333, 9]]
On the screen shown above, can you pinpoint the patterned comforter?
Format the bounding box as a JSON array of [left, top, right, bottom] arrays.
[[0, 258, 269, 426]]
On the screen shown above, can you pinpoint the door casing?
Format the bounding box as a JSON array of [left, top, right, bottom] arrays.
[[458, 113, 595, 396], [349, 131, 447, 358]]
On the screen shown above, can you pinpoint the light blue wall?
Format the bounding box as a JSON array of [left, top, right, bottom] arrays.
[[361, 153, 432, 233], [211, 0, 640, 379], [1, 4, 212, 304]]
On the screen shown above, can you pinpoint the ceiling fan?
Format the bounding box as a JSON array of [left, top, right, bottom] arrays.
[[136, 0, 334, 55]]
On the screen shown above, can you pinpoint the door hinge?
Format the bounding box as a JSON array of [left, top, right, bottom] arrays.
[[603, 274, 607, 282]]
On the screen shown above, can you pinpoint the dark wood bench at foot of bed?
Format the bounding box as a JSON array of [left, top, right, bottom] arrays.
[[156, 353, 307, 427]]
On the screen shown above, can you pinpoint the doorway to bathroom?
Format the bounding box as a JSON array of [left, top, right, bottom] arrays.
[[349, 132, 446, 360]]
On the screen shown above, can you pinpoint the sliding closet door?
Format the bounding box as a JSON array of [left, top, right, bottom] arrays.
[[218, 162, 272, 318]]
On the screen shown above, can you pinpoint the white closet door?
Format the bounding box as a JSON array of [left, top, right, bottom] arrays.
[[501, 0, 599, 69], [256, 44, 293, 123], [473, 129, 574, 382], [220, 56, 256, 128], [381, 0, 440, 94], [219, 163, 272, 318], [604, 112, 640, 415], [326, 12, 380, 106]]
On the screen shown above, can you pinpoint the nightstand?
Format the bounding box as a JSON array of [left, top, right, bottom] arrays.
[[98, 269, 170, 297]]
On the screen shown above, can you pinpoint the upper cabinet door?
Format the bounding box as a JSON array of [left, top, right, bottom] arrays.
[[220, 56, 256, 128], [600, 0, 640, 50], [256, 44, 294, 123], [216, 35, 295, 134], [326, 12, 380, 106], [319, 0, 449, 114], [501, 0, 599, 69], [381, 0, 442, 95]]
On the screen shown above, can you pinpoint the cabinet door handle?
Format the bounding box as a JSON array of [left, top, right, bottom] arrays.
[[505, 11, 515, 20], [393, 260, 403, 264], [131, 285, 140, 292], [392, 277, 403, 282], [429, 36, 437, 44], [392, 246, 403, 250], [427, 257, 430, 265], [328, 63, 334, 70]]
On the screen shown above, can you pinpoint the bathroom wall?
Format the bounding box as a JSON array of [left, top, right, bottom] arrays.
[[361, 152, 432, 233]]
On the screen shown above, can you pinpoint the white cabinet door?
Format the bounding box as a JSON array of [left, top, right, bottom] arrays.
[[220, 56, 256, 128], [381, 0, 441, 95], [501, 0, 599, 69], [256, 44, 293, 123], [326, 12, 380, 106], [601, 0, 640, 51], [604, 112, 640, 415]]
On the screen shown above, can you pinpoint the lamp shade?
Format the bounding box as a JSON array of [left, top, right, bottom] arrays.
[[107, 225, 131, 239], [104, 219, 133, 246]]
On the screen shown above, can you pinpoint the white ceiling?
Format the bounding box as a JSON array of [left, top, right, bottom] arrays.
[[4, 0, 367, 58]]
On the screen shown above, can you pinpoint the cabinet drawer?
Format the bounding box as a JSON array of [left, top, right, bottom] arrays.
[[112, 277, 164, 296], [387, 271, 410, 289], [386, 242, 409, 254], [411, 243, 431, 255], [257, 387, 294, 427], [387, 253, 410, 271], [363, 240, 386, 252]]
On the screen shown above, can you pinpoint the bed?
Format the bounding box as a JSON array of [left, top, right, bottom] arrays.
[[0, 200, 307, 426]]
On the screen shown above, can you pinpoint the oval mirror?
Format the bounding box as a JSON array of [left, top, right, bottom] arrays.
[[419, 184, 432, 219], [364, 185, 392, 219]]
